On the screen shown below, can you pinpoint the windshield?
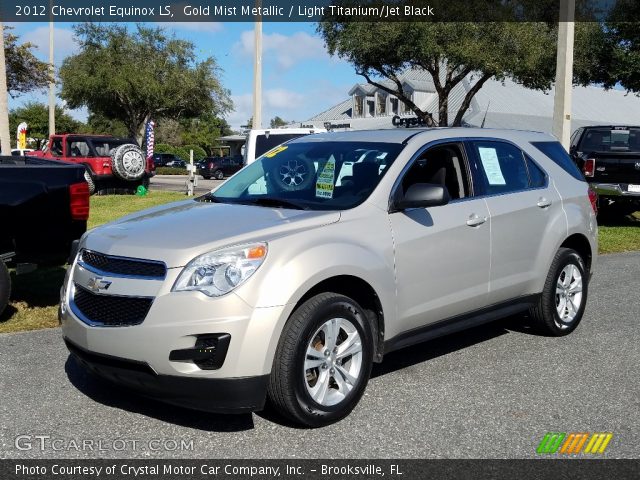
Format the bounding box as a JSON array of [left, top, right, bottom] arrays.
[[580, 128, 640, 152], [212, 141, 404, 210], [89, 138, 137, 157]]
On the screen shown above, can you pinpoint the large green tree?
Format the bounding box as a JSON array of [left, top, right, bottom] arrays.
[[59, 24, 232, 143], [319, 2, 616, 126], [4, 28, 50, 96], [9, 102, 84, 149], [602, 0, 640, 93]]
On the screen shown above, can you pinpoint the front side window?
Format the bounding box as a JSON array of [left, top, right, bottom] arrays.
[[212, 141, 404, 211], [400, 143, 470, 200], [470, 141, 529, 195]]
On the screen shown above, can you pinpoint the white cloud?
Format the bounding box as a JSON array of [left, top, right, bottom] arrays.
[[22, 26, 78, 62], [235, 30, 327, 69]]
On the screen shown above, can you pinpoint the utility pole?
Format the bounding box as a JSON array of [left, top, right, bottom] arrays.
[[552, 0, 575, 149], [0, 22, 12, 155], [48, 16, 56, 136], [252, 0, 262, 130]]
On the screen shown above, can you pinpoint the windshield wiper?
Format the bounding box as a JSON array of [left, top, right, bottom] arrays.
[[240, 197, 309, 210], [198, 192, 224, 203]]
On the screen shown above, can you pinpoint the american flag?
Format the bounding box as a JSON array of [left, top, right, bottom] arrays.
[[145, 120, 155, 164]]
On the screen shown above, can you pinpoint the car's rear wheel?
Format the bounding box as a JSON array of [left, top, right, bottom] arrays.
[[214, 169, 224, 180], [267, 292, 373, 427], [0, 261, 11, 317], [529, 248, 588, 336]]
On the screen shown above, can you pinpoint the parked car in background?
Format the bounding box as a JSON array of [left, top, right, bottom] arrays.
[[570, 125, 640, 215], [60, 128, 596, 427], [29, 134, 151, 195], [198, 156, 243, 179], [153, 153, 186, 168], [11, 148, 34, 156], [243, 128, 326, 166], [165, 159, 187, 169], [1, 155, 88, 316]]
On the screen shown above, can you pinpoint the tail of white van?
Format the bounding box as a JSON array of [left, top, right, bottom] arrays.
[[243, 128, 326, 166]]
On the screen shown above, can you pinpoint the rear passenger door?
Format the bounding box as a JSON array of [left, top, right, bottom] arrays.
[[466, 140, 562, 304]]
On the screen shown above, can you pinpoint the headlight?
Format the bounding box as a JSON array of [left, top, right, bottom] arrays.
[[172, 243, 267, 297]]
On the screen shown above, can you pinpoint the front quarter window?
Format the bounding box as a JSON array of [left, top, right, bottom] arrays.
[[212, 141, 403, 210]]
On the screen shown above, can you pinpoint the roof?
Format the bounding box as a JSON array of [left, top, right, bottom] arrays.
[[305, 68, 640, 133]]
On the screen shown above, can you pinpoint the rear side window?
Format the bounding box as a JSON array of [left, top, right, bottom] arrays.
[[525, 155, 546, 188], [531, 141, 584, 181], [469, 141, 529, 195]]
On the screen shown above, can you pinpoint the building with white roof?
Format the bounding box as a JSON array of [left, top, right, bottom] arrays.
[[303, 68, 640, 133]]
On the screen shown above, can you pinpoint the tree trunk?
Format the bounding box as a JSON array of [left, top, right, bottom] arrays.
[[452, 74, 492, 127], [0, 23, 12, 155]]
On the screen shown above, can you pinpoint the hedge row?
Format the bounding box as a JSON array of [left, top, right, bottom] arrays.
[[155, 167, 189, 175]]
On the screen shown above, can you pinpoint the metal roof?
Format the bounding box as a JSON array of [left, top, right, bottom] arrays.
[[305, 69, 640, 133]]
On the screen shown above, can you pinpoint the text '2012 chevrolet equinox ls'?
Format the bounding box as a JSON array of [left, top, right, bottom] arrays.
[[60, 128, 597, 427]]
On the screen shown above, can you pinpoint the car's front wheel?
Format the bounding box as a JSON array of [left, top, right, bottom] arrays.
[[529, 247, 588, 336], [268, 292, 374, 427], [214, 170, 224, 180]]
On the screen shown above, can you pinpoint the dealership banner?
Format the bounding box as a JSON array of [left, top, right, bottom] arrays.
[[0, 0, 635, 23], [2, 459, 639, 480]]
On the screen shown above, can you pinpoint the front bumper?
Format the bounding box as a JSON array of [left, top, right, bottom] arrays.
[[65, 338, 268, 413], [591, 182, 640, 198]]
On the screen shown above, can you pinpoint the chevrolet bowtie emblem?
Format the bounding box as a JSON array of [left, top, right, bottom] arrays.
[[87, 276, 112, 292]]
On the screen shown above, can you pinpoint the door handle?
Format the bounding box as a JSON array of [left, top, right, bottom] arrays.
[[537, 197, 552, 208], [466, 214, 487, 227]]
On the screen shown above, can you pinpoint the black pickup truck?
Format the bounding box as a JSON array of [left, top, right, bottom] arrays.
[[570, 126, 640, 215], [0, 156, 89, 315]]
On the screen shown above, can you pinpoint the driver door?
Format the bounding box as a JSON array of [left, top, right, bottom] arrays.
[[388, 142, 491, 335]]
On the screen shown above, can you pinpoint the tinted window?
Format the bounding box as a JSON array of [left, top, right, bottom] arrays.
[[531, 141, 584, 181], [577, 127, 640, 152], [255, 133, 306, 158], [525, 155, 546, 188], [470, 141, 529, 195], [213, 141, 404, 211]]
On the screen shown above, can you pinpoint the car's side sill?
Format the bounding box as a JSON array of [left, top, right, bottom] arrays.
[[383, 294, 540, 355]]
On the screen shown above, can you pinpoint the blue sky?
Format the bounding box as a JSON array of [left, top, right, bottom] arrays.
[[7, 21, 359, 130]]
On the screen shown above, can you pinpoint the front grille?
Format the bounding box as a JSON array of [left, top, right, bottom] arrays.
[[81, 250, 166, 278], [72, 284, 153, 326]]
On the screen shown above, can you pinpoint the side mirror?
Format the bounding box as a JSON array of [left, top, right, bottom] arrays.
[[393, 183, 450, 211]]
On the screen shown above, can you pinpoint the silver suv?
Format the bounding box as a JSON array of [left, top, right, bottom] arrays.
[[60, 128, 597, 427]]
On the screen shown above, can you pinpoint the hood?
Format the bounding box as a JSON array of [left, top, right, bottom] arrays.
[[83, 199, 340, 268]]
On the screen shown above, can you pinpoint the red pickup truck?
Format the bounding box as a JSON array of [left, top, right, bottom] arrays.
[[30, 134, 153, 194]]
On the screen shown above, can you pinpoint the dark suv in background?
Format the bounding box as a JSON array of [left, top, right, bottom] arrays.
[[198, 156, 243, 179], [570, 125, 640, 215]]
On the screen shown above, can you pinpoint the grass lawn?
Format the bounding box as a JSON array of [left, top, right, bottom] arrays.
[[1, 194, 639, 334]]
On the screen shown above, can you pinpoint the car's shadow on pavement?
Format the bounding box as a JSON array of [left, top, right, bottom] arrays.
[[63, 315, 539, 431], [64, 356, 255, 432], [371, 314, 538, 378]]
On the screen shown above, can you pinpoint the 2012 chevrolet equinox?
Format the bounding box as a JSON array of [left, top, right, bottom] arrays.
[[60, 128, 597, 427]]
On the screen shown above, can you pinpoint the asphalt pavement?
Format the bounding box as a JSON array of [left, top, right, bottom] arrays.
[[1, 252, 638, 459], [149, 174, 223, 195]]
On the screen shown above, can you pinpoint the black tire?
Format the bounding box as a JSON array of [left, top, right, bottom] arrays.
[[202, 175, 211, 180], [0, 261, 11, 317], [83, 168, 96, 195], [214, 169, 224, 180], [267, 292, 374, 427], [111, 144, 146, 181], [529, 248, 588, 336]]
